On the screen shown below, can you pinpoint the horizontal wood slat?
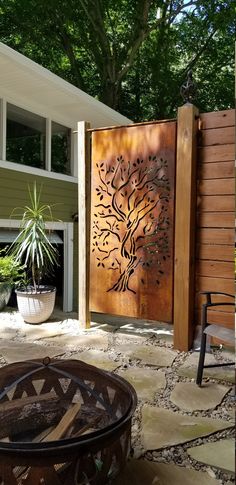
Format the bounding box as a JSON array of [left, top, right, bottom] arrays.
[[198, 178, 234, 196], [196, 244, 234, 261], [198, 195, 234, 212], [196, 276, 235, 294], [196, 296, 234, 313], [197, 212, 234, 228], [195, 109, 235, 335], [196, 228, 234, 245], [200, 109, 235, 129], [196, 260, 234, 279], [199, 126, 234, 147], [198, 144, 234, 162], [198, 161, 234, 179], [195, 310, 234, 330]]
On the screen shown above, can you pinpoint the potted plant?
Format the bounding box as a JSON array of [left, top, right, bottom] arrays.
[[0, 250, 25, 310], [8, 183, 59, 323]]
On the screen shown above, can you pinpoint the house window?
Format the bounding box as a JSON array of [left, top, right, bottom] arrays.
[[6, 104, 46, 169], [51, 121, 71, 174]]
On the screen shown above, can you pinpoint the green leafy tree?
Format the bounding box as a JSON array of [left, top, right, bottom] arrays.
[[0, 0, 234, 120]]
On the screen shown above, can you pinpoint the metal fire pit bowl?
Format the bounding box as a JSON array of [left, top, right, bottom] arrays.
[[0, 358, 137, 485]]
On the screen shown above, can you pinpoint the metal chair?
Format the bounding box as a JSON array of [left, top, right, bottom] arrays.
[[196, 291, 235, 386]]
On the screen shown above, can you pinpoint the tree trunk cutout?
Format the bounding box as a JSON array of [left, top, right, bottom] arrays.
[[92, 155, 170, 294]]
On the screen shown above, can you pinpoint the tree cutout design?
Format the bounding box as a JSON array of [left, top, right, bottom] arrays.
[[92, 155, 171, 294]]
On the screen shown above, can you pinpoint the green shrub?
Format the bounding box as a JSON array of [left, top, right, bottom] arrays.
[[0, 250, 26, 286]]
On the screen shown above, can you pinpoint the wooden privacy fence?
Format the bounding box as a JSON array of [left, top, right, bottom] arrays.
[[195, 109, 235, 331], [77, 106, 235, 352]]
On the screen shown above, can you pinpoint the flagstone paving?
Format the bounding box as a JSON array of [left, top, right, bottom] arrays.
[[170, 381, 231, 411], [0, 306, 235, 484], [18, 323, 69, 340], [116, 343, 177, 366], [114, 333, 148, 346], [70, 349, 120, 371], [113, 459, 223, 485], [38, 332, 109, 350], [0, 340, 64, 363], [178, 353, 235, 383], [0, 323, 19, 340], [187, 439, 235, 475], [141, 406, 233, 451], [118, 367, 166, 400], [92, 313, 174, 342]]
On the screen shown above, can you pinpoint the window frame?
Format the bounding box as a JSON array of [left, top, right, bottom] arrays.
[[0, 97, 77, 182]]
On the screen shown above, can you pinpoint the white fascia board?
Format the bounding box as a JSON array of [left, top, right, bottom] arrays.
[[0, 42, 132, 126], [0, 88, 76, 130], [0, 159, 77, 183]]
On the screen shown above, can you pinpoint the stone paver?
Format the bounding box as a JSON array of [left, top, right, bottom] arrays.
[[91, 313, 173, 342], [0, 324, 18, 340], [71, 349, 120, 371], [39, 332, 109, 350], [187, 439, 235, 475], [118, 344, 177, 367], [178, 353, 235, 383], [0, 340, 64, 363], [118, 367, 166, 400], [117, 322, 174, 343], [221, 348, 235, 361], [141, 406, 233, 451], [113, 460, 222, 485], [170, 381, 231, 411], [18, 323, 68, 341], [114, 333, 148, 346]]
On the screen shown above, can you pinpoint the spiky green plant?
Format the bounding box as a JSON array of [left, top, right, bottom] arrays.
[[9, 183, 59, 292]]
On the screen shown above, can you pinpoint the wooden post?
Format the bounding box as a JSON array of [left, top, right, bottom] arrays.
[[0, 98, 6, 160], [77, 121, 91, 329], [174, 103, 199, 351]]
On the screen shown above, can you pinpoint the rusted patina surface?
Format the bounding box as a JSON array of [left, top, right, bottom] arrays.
[[0, 359, 137, 484], [90, 121, 176, 322]]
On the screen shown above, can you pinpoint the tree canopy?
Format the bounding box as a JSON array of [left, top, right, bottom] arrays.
[[0, 0, 234, 121]]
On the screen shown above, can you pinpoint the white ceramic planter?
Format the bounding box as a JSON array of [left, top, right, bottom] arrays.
[[16, 286, 56, 324]]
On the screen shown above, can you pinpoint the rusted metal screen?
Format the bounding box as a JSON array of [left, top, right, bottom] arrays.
[[90, 121, 176, 322]]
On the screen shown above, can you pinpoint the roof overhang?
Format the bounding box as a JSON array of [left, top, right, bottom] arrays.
[[0, 42, 132, 128]]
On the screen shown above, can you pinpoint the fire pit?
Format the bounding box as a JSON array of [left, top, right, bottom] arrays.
[[0, 358, 137, 484]]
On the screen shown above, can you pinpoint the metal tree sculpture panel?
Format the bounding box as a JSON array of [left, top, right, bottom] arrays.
[[90, 122, 176, 322]]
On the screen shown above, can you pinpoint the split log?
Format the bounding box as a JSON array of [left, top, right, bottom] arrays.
[[15, 403, 82, 480], [72, 414, 102, 437], [0, 393, 69, 439], [45, 402, 81, 441]]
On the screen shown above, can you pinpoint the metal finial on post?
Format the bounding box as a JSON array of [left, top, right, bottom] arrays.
[[180, 70, 197, 104]]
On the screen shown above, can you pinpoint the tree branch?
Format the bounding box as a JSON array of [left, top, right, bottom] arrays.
[[182, 28, 217, 74], [118, 0, 198, 82], [59, 30, 86, 90], [118, 0, 152, 81]]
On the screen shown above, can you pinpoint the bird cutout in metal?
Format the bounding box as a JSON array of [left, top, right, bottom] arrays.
[[91, 155, 171, 294]]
